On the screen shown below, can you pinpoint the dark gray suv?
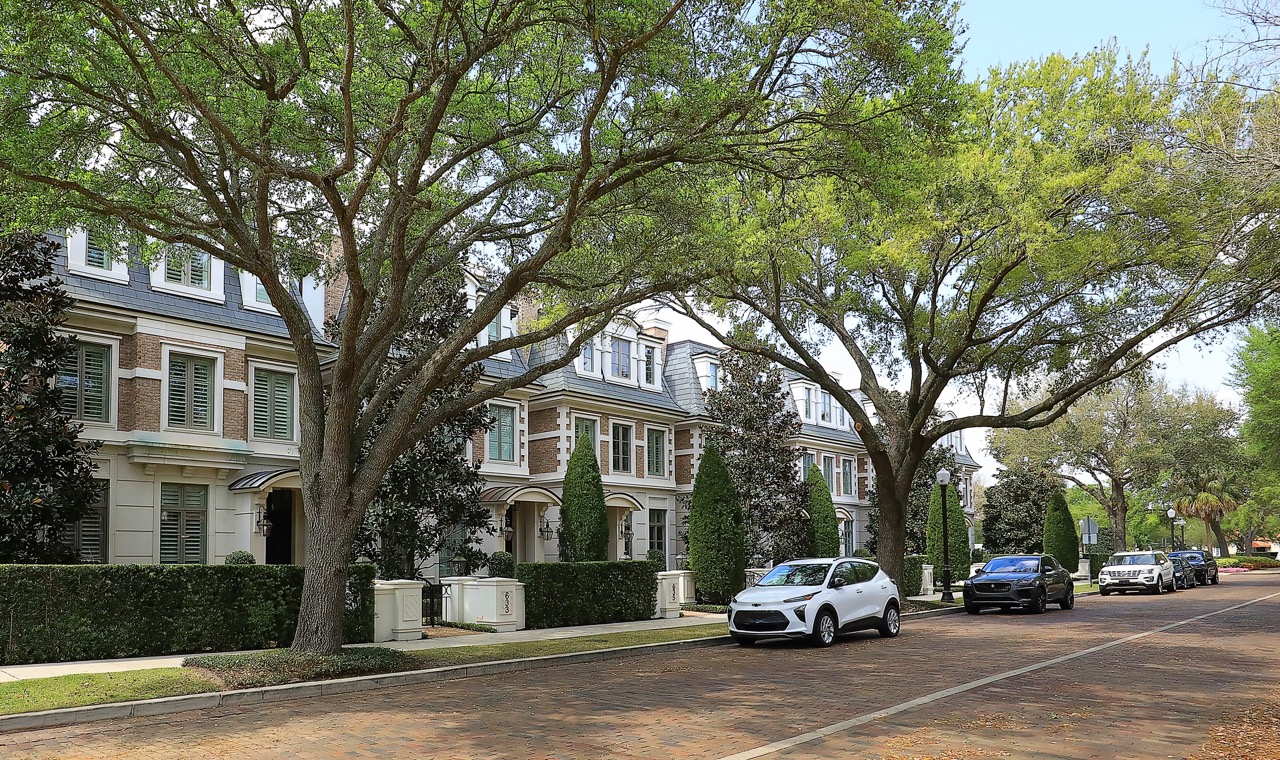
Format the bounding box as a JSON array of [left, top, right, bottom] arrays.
[[1169, 551, 1220, 586]]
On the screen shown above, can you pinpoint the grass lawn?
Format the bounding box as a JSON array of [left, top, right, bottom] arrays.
[[0, 622, 729, 715]]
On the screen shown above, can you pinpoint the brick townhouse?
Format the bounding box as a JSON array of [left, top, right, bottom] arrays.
[[51, 231, 979, 570]]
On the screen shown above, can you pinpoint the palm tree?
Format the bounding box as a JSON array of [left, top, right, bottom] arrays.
[[1170, 469, 1242, 557]]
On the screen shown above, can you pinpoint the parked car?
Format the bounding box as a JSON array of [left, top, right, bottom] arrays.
[[961, 554, 1075, 614], [1098, 551, 1175, 595], [728, 558, 901, 647], [1169, 555, 1196, 589], [1169, 550, 1220, 586]]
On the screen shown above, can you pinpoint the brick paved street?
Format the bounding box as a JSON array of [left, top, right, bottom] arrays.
[[4, 574, 1277, 760]]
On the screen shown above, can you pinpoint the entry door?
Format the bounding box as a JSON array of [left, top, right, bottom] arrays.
[[264, 489, 294, 565]]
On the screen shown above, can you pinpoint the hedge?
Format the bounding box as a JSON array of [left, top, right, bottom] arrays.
[[0, 563, 376, 665], [1218, 555, 1280, 569], [517, 560, 659, 628], [1042, 491, 1080, 570], [901, 554, 926, 597]]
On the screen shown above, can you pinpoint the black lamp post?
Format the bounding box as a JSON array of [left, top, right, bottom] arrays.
[[1167, 507, 1177, 551], [937, 468, 954, 603]]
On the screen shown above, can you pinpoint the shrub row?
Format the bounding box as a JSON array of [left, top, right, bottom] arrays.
[[0, 563, 376, 665], [517, 560, 659, 629], [901, 554, 926, 597], [1218, 555, 1280, 569]]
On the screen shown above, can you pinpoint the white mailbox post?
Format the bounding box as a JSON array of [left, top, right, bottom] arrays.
[[372, 579, 425, 642], [655, 571, 682, 619], [461, 577, 525, 632]]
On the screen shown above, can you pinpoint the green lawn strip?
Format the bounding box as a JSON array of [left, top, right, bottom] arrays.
[[0, 668, 219, 715], [0, 622, 731, 713]]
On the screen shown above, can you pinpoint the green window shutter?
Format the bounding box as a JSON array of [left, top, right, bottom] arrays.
[[57, 348, 81, 418], [81, 345, 110, 422], [255, 278, 270, 303], [191, 358, 213, 429], [271, 372, 293, 440], [252, 370, 271, 437], [182, 490, 206, 564], [647, 429, 664, 475], [489, 406, 514, 461], [168, 356, 189, 427], [189, 252, 210, 289], [77, 486, 108, 563], [164, 256, 184, 283], [160, 485, 182, 563], [85, 240, 107, 269], [487, 315, 500, 344]]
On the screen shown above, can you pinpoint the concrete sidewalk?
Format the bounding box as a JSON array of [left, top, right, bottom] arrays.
[[0, 613, 723, 683]]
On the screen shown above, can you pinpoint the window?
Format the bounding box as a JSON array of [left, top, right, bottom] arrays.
[[649, 509, 667, 560], [69, 482, 109, 563], [582, 342, 595, 372], [574, 417, 597, 449], [488, 405, 516, 462], [706, 361, 719, 390], [646, 428, 665, 476], [802, 452, 815, 473], [254, 278, 271, 304], [612, 423, 632, 473], [160, 484, 207, 564], [803, 387, 812, 418], [644, 345, 657, 384], [611, 337, 631, 379], [841, 459, 854, 496], [842, 520, 856, 558], [837, 406, 846, 427], [834, 562, 859, 585], [252, 368, 294, 440], [820, 391, 832, 423], [57, 342, 110, 422], [85, 238, 108, 269], [168, 353, 215, 430], [164, 248, 211, 290], [823, 456, 836, 491]]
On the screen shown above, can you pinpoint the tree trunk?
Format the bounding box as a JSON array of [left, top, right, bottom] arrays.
[[874, 484, 909, 592], [292, 484, 362, 654], [1107, 480, 1128, 552], [1209, 517, 1230, 558]]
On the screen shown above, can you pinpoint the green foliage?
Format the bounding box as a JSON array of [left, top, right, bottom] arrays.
[[488, 551, 515, 579], [224, 551, 256, 566], [0, 564, 376, 665], [1218, 555, 1280, 569], [1043, 491, 1080, 568], [867, 446, 959, 555], [680, 603, 729, 614], [983, 463, 1057, 553], [646, 547, 667, 564], [805, 465, 841, 557], [1236, 325, 1280, 470], [971, 547, 987, 564], [705, 351, 807, 564], [0, 233, 103, 562], [559, 433, 608, 562], [853, 548, 875, 559], [901, 555, 926, 597], [687, 445, 745, 604], [516, 561, 659, 629], [436, 621, 498, 633], [185, 647, 413, 690], [926, 484, 969, 585]]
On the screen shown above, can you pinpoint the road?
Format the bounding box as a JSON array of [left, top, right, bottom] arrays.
[[4, 573, 1278, 760]]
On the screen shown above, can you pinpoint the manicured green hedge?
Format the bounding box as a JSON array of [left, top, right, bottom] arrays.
[[1218, 555, 1280, 569], [517, 561, 659, 628], [901, 554, 926, 597], [0, 563, 376, 665]]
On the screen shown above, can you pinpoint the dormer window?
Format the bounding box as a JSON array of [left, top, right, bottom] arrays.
[[486, 314, 501, 344], [707, 361, 719, 390], [254, 278, 270, 304], [644, 346, 656, 385], [819, 391, 832, 423], [611, 337, 632, 379], [85, 239, 109, 269], [582, 342, 595, 372], [803, 387, 812, 418], [165, 248, 211, 290]]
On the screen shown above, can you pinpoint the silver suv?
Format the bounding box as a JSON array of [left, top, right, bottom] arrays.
[[1099, 551, 1176, 595]]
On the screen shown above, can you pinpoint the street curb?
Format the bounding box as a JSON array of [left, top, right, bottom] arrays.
[[0, 635, 732, 734]]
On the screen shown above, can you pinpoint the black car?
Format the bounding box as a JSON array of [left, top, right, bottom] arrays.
[[962, 554, 1075, 614], [1170, 550, 1220, 586], [1170, 555, 1196, 589]]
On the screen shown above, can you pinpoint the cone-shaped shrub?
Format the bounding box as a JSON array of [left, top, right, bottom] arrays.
[[559, 433, 608, 562], [805, 465, 841, 557], [688, 445, 745, 604], [926, 482, 969, 584], [1042, 490, 1080, 569]]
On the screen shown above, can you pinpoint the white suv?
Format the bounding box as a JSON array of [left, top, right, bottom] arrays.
[[728, 558, 901, 647], [1099, 551, 1176, 596]]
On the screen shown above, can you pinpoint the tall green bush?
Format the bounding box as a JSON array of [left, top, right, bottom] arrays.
[[0, 564, 376, 665], [926, 483, 969, 585], [901, 554, 926, 597], [517, 561, 658, 628], [559, 432, 608, 561], [1043, 490, 1080, 569], [687, 445, 745, 604], [805, 465, 841, 557]]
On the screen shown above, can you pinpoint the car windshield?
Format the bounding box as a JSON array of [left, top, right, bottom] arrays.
[[1171, 552, 1204, 563], [982, 556, 1041, 573], [1108, 554, 1157, 565], [757, 563, 831, 587]]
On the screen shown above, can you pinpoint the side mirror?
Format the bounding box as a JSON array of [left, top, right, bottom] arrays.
[[830, 578, 847, 589]]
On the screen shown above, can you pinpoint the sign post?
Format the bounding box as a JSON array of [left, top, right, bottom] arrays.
[[1080, 517, 1099, 584]]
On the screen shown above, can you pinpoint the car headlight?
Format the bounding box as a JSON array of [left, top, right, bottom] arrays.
[[1012, 578, 1036, 587], [783, 592, 817, 603]]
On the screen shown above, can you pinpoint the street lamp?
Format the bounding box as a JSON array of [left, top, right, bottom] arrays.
[[1167, 507, 1177, 551], [936, 468, 954, 603]]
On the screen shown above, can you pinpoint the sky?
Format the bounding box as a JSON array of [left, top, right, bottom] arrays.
[[662, 0, 1253, 482]]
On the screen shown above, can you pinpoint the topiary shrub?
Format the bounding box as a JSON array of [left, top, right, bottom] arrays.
[[852, 548, 875, 560], [687, 445, 745, 604], [805, 465, 841, 557], [488, 551, 515, 578], [901, 554, 926, 597], [1042, 490, 1080, 569], [971, 547, 987, 564], [559, 432, 608, 562], [225, 550, 257, 565], [0, 563, 377, 665], [926, 483, 969, 586], [647, 547, 667, 565], [516, 561, 659, 628]]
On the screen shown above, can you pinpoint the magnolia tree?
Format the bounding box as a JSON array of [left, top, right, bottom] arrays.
[[0, 0, 959, 651], [678, 51, 1280, 583]]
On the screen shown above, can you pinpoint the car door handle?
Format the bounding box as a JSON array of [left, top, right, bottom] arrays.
[[856, 588, 863, 593]]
